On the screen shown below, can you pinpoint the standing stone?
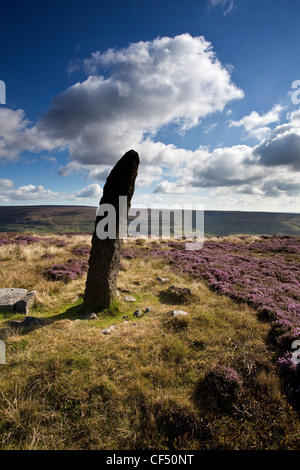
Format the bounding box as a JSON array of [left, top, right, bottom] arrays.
[[84, 150, 140, 311]]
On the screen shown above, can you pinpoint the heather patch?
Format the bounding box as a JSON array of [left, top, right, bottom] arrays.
[[72, 245, 91, 257], [13, 235, 43, 245], [0, 234, 69, 247], [44, 258, 88, 282], [195, 365, 243, 411]]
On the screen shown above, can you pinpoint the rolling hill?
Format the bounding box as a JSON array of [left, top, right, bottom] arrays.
[[0, 205, 299, 236]]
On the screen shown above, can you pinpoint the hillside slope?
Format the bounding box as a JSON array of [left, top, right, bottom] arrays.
[[0, 205, 299, 236]]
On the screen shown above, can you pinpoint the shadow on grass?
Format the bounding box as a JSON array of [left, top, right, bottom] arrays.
[[0, 299, 122, 338], [158, 289, 193, 306]]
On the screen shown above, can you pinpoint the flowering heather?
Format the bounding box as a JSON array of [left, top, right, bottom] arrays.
[[72, 245, 91, 257], [44, 258, 88, 282], [0, 236, 10, 246], [0, 234, 69, 247], [122, 236, 300, 405], [198, 365, 242, 410], [13, 234, 42, 245]]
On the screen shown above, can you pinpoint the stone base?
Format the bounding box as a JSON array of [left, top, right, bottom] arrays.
[[0, 288, 36, 314]]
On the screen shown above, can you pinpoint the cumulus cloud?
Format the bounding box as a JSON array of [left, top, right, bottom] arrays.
[[73, 183, 102, 199], [153, 134, 300, 199], [154, 180, 188, 194], [253, 109, 300, 170], [0, 178, 14, 190], [0, 183, 58, 202], [42, 34, 243, 167], [0, 108, 64, 163], [229, 104, 284, 140]]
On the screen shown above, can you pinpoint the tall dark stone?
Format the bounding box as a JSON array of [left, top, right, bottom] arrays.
[[84, 150, 140, 311]]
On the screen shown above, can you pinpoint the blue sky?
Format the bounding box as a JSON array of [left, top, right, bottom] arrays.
[[0, 0, 300, 211]]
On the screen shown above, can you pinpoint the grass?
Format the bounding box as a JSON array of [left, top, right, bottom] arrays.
[[0, 234, 299, 449]]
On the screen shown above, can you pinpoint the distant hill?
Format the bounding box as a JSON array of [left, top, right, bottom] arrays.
[[0, 205, 299, 236]]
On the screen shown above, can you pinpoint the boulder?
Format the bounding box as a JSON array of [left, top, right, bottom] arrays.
[[0, 288, 36, 314]]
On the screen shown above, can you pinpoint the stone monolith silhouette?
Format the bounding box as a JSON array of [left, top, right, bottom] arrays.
[[84, 150, 140, 311]]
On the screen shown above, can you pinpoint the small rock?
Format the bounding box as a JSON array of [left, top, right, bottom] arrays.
[[115, 289, 121, 298], [123, 315, 129, 319], [156, 277, 168, 283], [82, 312, 99, 320], [133, 310, 142, 318], [124, 295, 137, 302], [144, 307, 154, 314], [101, 324, 116, 335], [170, 310, 189, 317]]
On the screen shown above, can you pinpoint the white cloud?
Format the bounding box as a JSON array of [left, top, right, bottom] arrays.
[[0, 108, 65, 163], [154, 180, 188, 194], [253, 109, 300, 170], [229, 104, 284, 140], [43, 34, 243, 167], [0, 183, 58, 202], [73, 183, 102, 199], [0, 178, 13, 189]]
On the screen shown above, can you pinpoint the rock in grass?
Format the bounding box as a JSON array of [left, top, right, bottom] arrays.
[[0, 288, 36, 315], [101, 325, 116, 335], [156, 277, 168, 283], [124, 295, 137, 302], [170, 309, 189, 317], [133, 310, 142, 318], [82, 312, 99, 320], [144, 307, 154, 314]]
